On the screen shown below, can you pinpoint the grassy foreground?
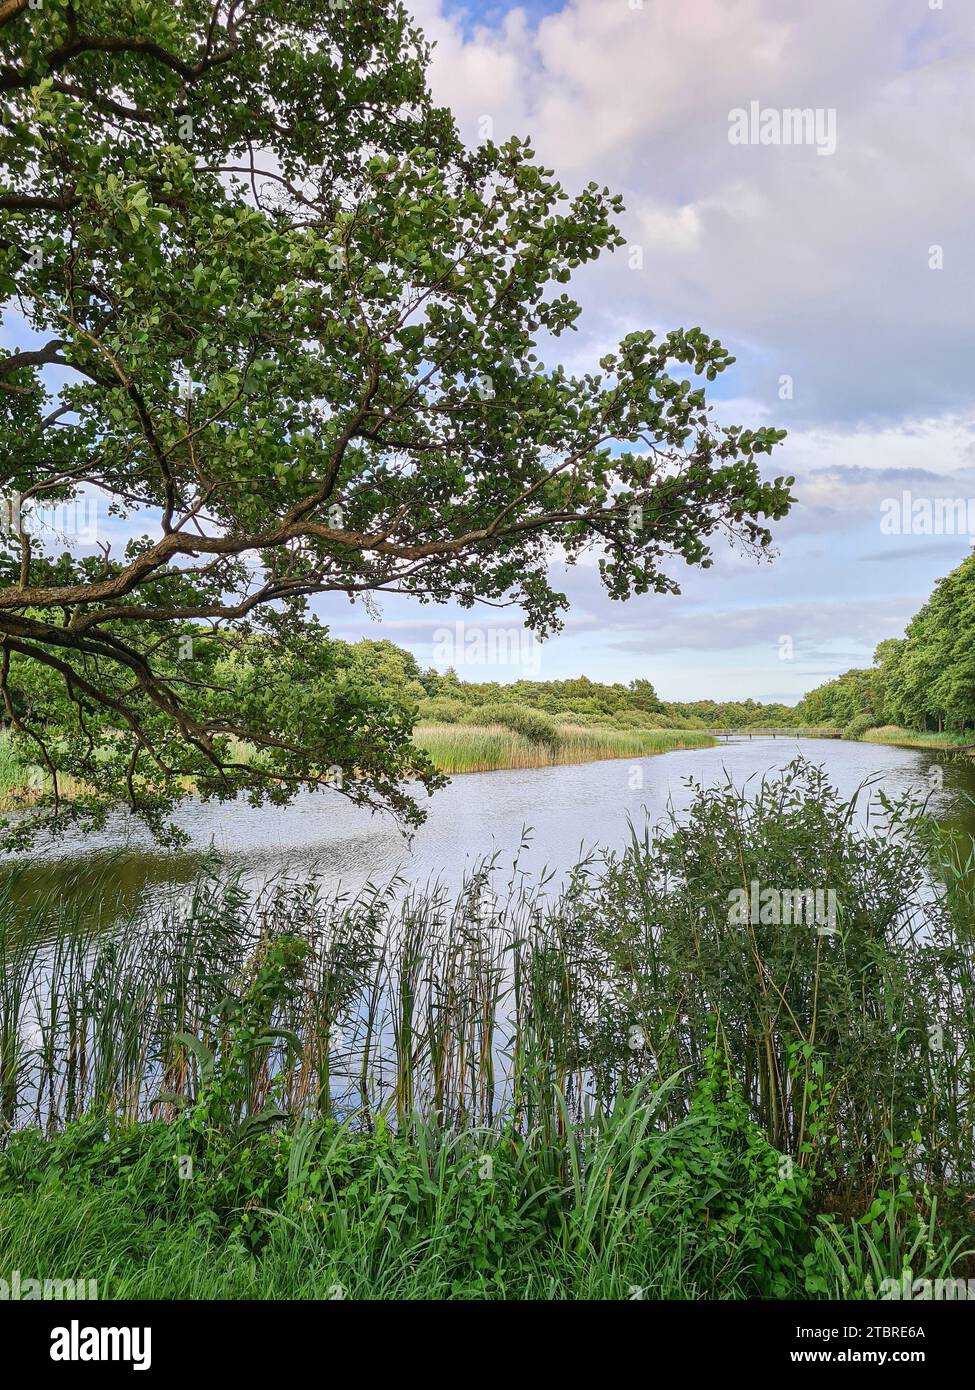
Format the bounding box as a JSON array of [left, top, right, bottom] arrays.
[[1, 757, 973, 1299], [414, 721, 715, 773], [3, 1069, 953, 1301]]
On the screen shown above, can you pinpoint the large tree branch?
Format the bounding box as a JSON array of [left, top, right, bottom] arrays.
[[0, 339, 69, 377], [0, 23, 238, 93], [0, 493, 646, 614], [0, 0, 30, 29]]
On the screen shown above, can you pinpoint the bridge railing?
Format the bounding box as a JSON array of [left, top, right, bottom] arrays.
[[704, 727, 844, 739]]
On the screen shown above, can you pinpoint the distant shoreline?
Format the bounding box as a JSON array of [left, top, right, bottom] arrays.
[[860, 726, 975, 753]]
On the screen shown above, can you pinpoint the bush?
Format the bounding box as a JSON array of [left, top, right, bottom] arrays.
[[842, 712, 879, 740], [460, 702, 562, 749], [602, 710, 669, 731], [416, 697, 468, 723], [589, 756, 973, 1198]]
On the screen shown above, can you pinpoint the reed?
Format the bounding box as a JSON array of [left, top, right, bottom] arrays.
[[861, 725, 975, 750], [0, 758, 969, 1186], [414, 722, 715, 773]]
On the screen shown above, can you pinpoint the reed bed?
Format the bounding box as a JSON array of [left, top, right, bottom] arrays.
[[0, 757, 970, 1192], [862, 725, 975, 750], [0, 726, 711, 812], [413, 722, 715, 773]]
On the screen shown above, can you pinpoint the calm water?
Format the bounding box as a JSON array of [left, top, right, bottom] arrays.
[[7, 736, 975, 924]]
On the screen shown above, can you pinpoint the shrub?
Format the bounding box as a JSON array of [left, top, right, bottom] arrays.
[[417, 696, 468, 723], [604, 710, 669, 730], [460, 702, 562, 749], [842, 712, 879, 740]]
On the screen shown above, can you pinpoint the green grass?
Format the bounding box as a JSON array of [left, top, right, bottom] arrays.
[[0, 731, 86, 808], [861, 724, 975, 750], [414, 722, 715, 773], [0, 1076, 808, 1300], [6, 1073, 965, 1301]]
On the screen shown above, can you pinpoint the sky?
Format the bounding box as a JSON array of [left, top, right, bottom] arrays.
[[329, 0, 975, 704], [12, 0, 975, 705]]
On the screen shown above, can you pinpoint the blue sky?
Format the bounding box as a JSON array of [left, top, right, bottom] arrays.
[[9, 0, 974, 705], [442, 0, 564, 30]]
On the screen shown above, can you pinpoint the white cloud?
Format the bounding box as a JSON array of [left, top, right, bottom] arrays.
[[410, 0, 975, 425]]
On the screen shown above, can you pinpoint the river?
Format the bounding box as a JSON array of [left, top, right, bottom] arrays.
[[5, 735, 974, 926]]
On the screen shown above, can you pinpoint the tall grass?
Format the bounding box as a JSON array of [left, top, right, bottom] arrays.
[[862, 725, 975, 749], [0, 731, 86, 808], [0, 733, 37, 807], [415, 722, 715, 773], [0, 1071, 830, 1300]]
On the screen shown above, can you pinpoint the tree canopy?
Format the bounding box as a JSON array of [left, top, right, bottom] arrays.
[[797, 554, 975, 735], [0, 0, 791, 846]]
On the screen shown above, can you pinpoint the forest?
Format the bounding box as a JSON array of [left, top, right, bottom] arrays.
[[413, 549, 975, 740]]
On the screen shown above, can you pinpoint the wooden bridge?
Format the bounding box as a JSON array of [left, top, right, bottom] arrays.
[[705, 727, 843, 739]]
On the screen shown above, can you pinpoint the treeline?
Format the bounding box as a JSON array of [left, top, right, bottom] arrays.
[[321, 641, 799, 730], [417, 667, 795, 730], [798, 552, 975, 734]]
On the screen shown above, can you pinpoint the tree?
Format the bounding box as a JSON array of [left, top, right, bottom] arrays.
[[0, 1, 792, 847], [796, 669, 877, 729], [346, 638, 426, 712], [627, 678, 661, 713], [871, 638, 903, 726], [890, 558, 975, 732]]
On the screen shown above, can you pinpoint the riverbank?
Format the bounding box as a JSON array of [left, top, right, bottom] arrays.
[[2, 759, 973, 1300], [707, 725, 842, 740], [20, 719, 953, 802], [860, 725, 975, 752], [413, 722, 716, 773]]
